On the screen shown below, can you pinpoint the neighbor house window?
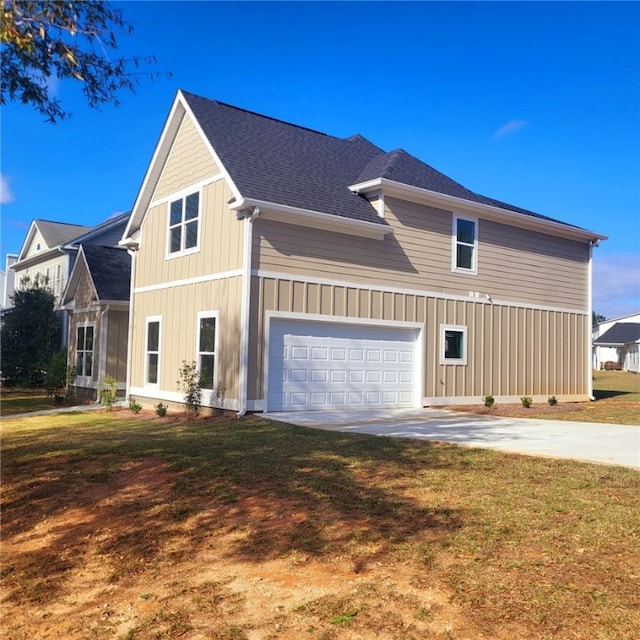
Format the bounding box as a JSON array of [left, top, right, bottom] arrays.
[[168, 191, 200, 255], [145, 318, 161, 385], [440, 325, 467, 365], [452, 215, 478, 273], [76, 325, 94, 377], [197, 313, 218, 390], [54, 264, 62, 296]]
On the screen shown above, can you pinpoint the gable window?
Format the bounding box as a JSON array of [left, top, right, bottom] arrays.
[[76, 325, 94, 377], [197, 313, 218, 390], [452, 215, 478, 274], [145, 318, 161, 385], [168, 191, 200, 255], [440, 324, 467, 365]]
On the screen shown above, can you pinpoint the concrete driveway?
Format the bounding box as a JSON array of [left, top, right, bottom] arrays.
[[267, 408, 640, 469]]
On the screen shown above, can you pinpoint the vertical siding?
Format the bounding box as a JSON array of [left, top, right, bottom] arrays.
[[130, 276, 243, 403], [106, 309, 129, 382], [252, 274, 590, 403]]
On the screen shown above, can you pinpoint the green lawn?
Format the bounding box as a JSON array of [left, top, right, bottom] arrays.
[[0, 388, 58, 416], [1, 411, 638, 639]]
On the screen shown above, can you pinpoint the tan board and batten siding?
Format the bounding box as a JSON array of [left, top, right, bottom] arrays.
[[129, 113, 245, 405], [249, 196, 590, 404]]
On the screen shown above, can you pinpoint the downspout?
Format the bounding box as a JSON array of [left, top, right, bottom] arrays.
[[125, 247, 137, 402], [587, 239, 598, 401], [236, 207, 260, 417]]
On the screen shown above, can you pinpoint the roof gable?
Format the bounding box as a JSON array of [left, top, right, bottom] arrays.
[[62, 245, 131, 305], [18, 219, 91, 261]]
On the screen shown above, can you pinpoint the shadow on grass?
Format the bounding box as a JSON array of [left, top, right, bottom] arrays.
[[1, 414, 468, 605], [593, 389, 632, 400]]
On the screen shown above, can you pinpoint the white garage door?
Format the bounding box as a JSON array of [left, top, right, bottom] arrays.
[[268, 320, 419, 411]]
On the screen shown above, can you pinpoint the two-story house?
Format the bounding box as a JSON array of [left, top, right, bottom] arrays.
[[120, 90, 606, 414]]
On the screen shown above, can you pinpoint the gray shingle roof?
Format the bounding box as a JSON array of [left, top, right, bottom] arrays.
[[183, 92, 388, 225], [36, 220, 92, 248], [181, 91, 585, 230], [81, 245, 131, 301], [594, 323, 640, 345]]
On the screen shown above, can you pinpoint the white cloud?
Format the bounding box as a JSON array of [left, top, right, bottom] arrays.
[[493, 119, 528, 140], [593, 253, 640, 318], [0, 174, 14, 204]]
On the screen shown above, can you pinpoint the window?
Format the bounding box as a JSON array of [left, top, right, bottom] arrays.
[[54, 264, 62, 296], [168, 191, 200, 255], [452, 215, 478, 273], [76, 325, 94, 377], [440, 325, 467, 365], [197, 314, 217, 390], [145, 319, 161, 385]]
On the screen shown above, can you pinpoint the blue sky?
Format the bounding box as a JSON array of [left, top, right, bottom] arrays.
[[1, 1, 638, 317]]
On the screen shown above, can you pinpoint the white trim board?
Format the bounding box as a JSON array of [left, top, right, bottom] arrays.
[[134, 269, 243, 294]]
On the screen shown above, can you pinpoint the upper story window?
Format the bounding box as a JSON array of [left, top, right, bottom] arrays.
[[452, 215, 478, 274], [168, 191, 200, 256]]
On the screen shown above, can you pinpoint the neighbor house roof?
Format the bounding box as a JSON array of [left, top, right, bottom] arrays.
[[81, 245, 131, 301], [594, 323, 640, 346], [35, 220, 92, 248], [124, 90, 606, 244]]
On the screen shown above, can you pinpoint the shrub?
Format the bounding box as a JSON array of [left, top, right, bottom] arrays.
[[155, 402, 168, 417], [604, 361, 622, 371], [99, 375, 118, 410], [520, 396, 533, 408], [548, 396, 558, 406], [129, 398, 142, 414], [483, 394, 495, 408], [44, 349, 69, 403], [178, 361, 202, 416]]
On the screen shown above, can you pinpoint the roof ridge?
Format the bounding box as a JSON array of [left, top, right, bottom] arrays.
[[181, 90, 334, 139], [36, 219, 91, 227]]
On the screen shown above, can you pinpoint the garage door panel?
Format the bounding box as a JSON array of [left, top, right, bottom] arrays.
[[268, 320, 419, 411]]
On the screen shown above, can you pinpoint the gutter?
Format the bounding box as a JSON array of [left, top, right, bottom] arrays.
[[124, 247, 137, 402]]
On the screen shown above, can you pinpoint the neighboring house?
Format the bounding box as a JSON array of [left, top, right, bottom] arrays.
[[120, 90, 606, 413], [11, 214, 130, 346], [592, 312, 640, 370], [61, 245, 131, 401], [593, 321, 640, 373], [2, 254, 18, 308]]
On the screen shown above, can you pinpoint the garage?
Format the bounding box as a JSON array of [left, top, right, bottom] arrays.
[[267, 319, 420, 411]]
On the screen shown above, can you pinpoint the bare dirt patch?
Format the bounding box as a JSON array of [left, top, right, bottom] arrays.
[[2, 456, 479, 640]]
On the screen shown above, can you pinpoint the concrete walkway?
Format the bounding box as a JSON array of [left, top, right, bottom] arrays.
[[267, 408, 640, 469]]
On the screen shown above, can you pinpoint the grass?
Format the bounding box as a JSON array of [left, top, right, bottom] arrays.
[[2, 410, 639, 639], [0, 388, 60, 416]]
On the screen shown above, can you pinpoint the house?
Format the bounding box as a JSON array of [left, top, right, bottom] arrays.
[[61, 245, 131, 401], [593, 312, 640, 370], [11, 214, 130, 347], [593, 320, 640, 373], [1, 253, 18, 308], [119, 90, 606, 413]]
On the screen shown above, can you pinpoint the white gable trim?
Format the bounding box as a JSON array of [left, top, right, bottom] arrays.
[[61, 246, 97, 306], [122, 91, 243, 246]]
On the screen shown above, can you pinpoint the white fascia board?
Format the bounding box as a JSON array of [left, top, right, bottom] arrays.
[[229, 197, 393, 240], [350, 178, 607, 244], [16, 221, 41, 262], [61, 246, 96, 306]]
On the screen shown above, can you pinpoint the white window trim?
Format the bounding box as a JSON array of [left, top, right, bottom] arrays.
[[196, 310, 220, 405], [166, 187, 202, 259], [144, 316, 162, 388], [451, 214, 478, 275], [440, 324, 468, 365], [75, 322, 95, 383]]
